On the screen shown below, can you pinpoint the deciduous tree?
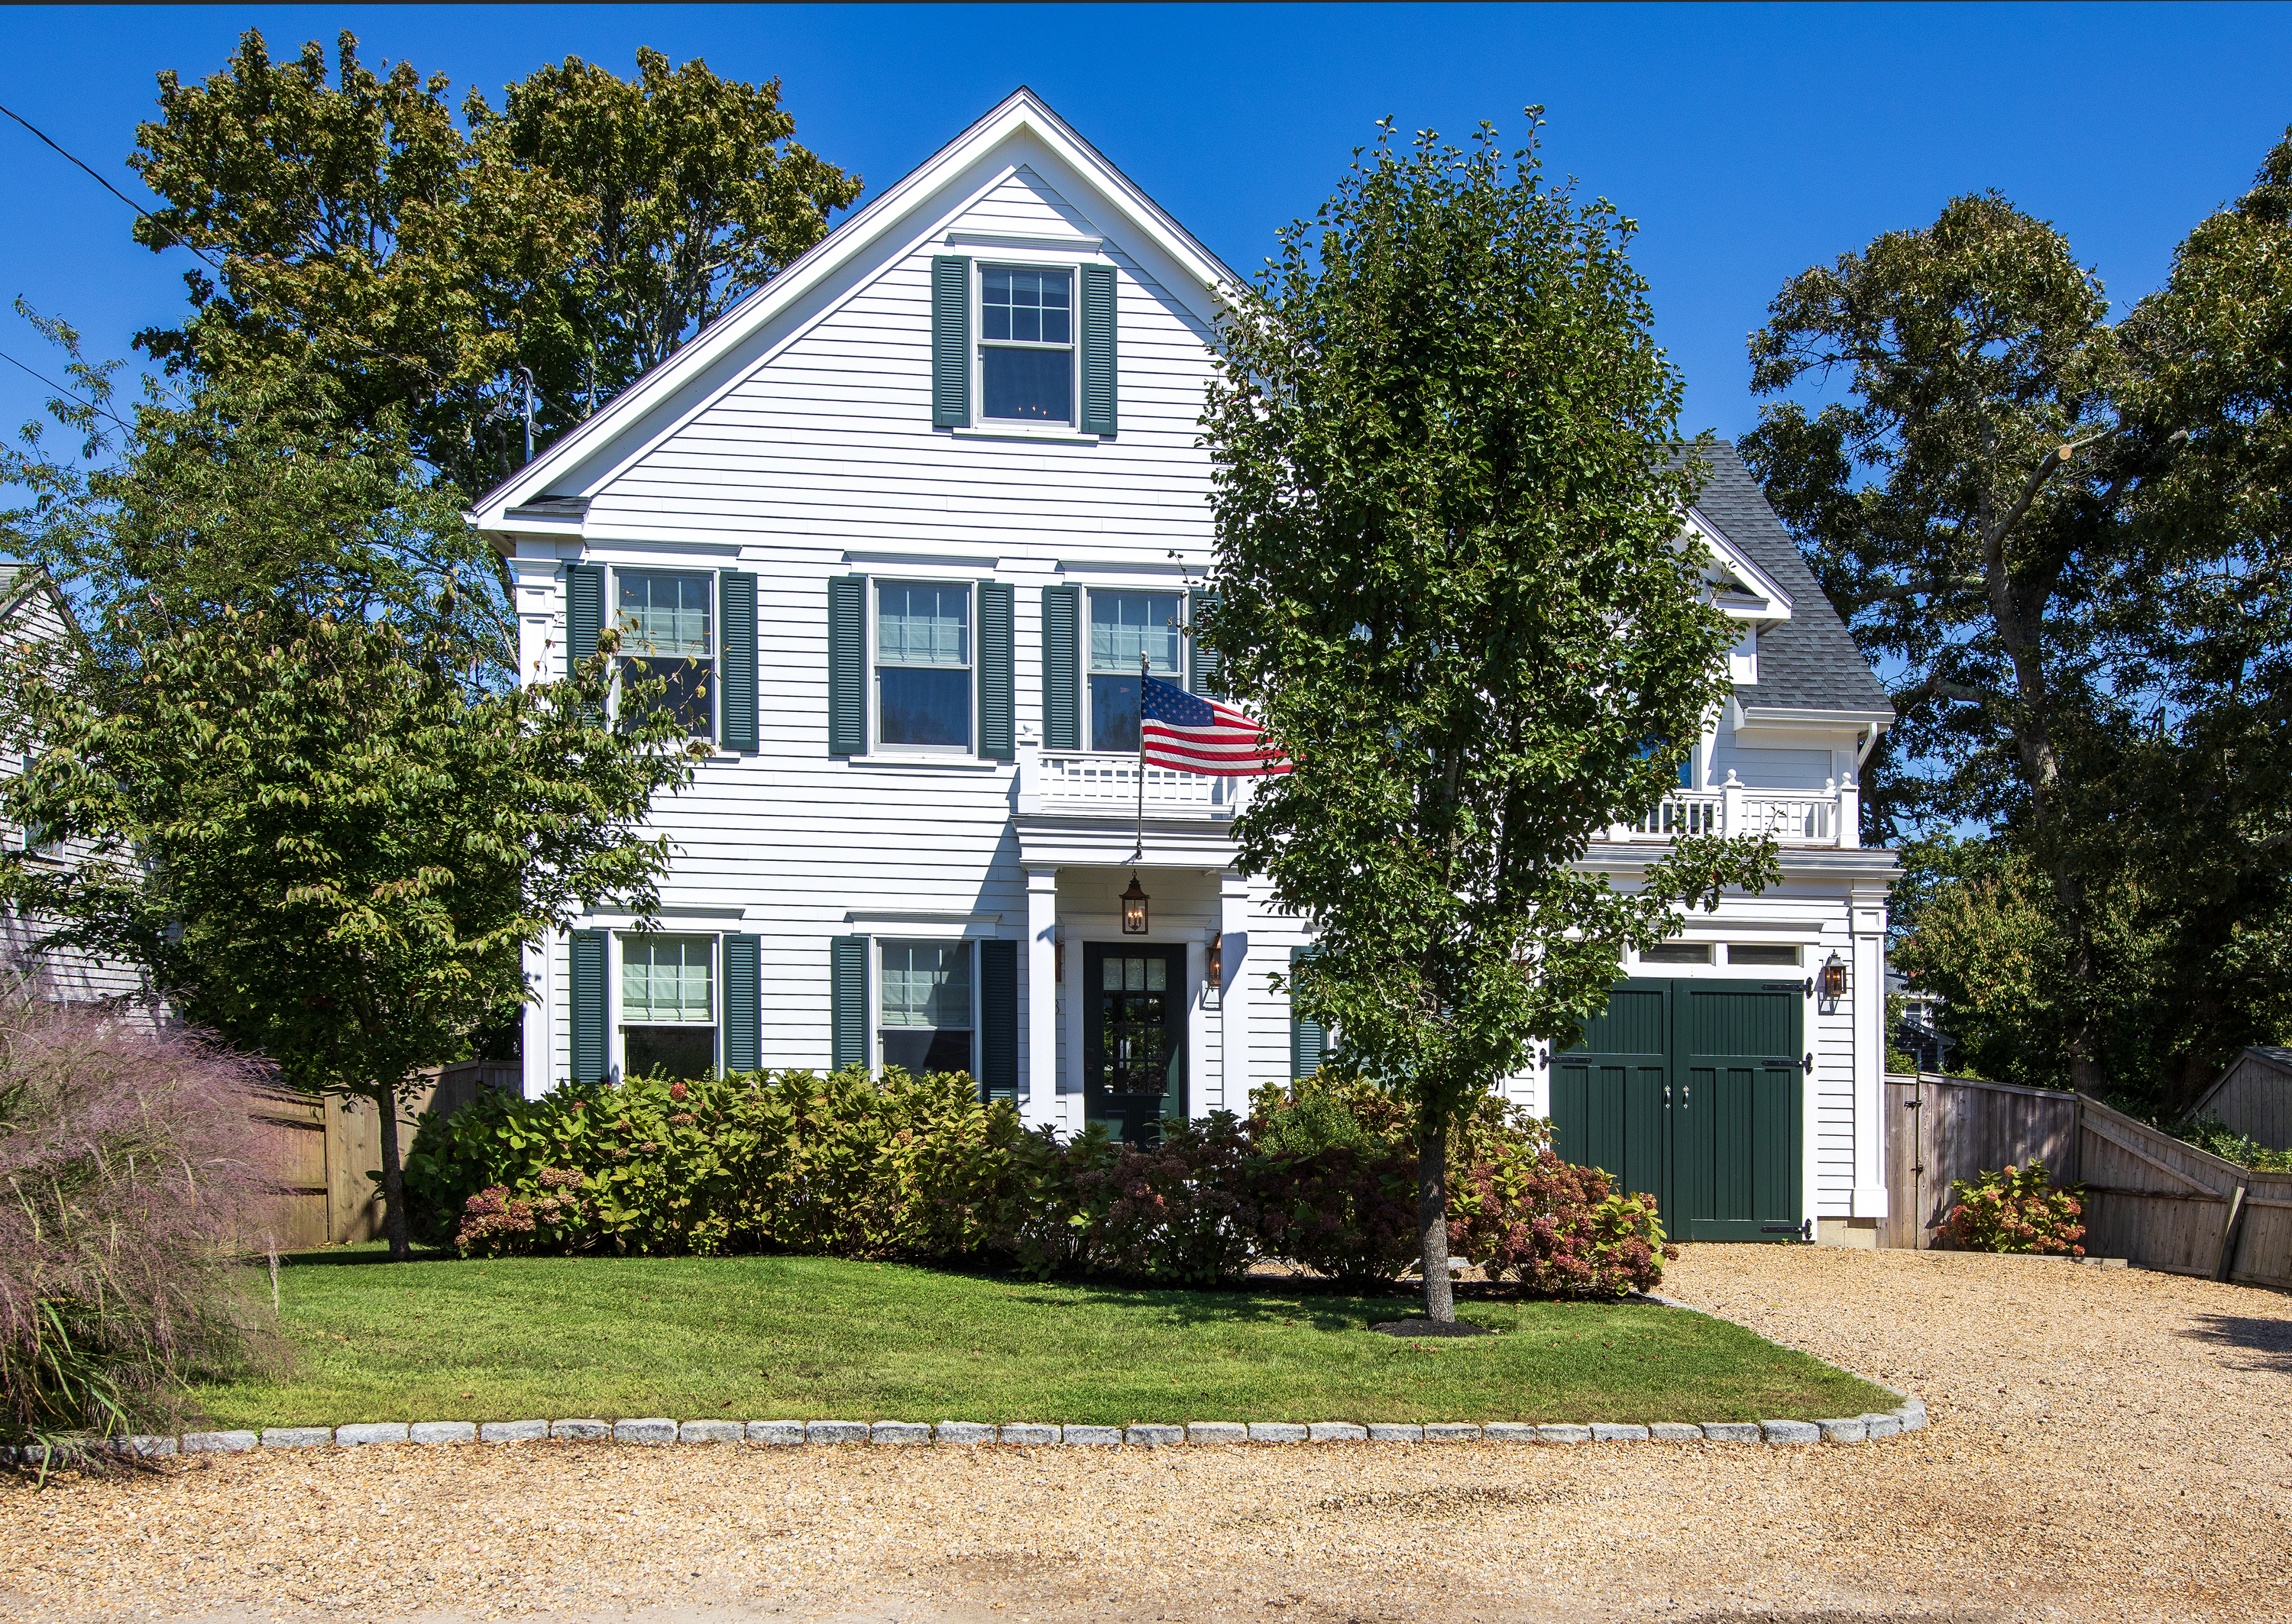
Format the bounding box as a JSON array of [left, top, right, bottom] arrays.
[[1200, 115, 1776, 1322]]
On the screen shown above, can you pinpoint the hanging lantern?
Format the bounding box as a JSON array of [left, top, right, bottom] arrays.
[[1120, 873, 1151, 936]]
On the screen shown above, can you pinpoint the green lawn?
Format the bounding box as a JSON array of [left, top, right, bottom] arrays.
[[193, 1251, 1893, 1429]]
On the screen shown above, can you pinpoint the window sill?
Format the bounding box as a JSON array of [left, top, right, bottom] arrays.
[[947, 423, 1106, 445], [846, 753, 1008, 771]]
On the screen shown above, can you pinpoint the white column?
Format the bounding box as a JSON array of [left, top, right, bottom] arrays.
[[1850, 886, 1890, 1219], [522, 933, 554, 1100], [1025, 865, 1059, 1131], [1186, 936, 1209, 1121], [1219, 871, 1253, 1108], [1063, 909, 1087, 1136]]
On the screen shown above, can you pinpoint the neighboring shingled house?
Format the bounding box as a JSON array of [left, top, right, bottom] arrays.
[[1, 558, 155, 1011]]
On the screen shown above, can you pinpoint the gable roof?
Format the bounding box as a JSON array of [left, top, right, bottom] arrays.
[[471, 87, 1243, 528], [1682, 442, 1894, 721]]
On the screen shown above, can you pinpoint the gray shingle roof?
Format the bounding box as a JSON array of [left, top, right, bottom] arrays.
[[1678, 441, 1893, 717]]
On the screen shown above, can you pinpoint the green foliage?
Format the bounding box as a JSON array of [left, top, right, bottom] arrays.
[[126, 30, 859, 491], [1746, 127, 2292, 1110], [2174, 1118, 2292, 1173], [1940, 1160, 2087, 1256], [407, 1068, 1025, 1260], [0, 596, 696, 1258], [1198, 112, 1776, 1312], [406, 1070, 1677, 1297], [1, 313, 513, 680]]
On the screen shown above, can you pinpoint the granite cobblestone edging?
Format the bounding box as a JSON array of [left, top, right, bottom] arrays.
[[8, 1398, 1923, 1465]]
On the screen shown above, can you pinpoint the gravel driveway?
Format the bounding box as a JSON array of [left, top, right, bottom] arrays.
[[5, 1245, 2288, 1624]]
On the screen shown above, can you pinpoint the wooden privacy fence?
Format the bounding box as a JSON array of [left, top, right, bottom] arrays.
[[1883, 1072, 2292, 1289], [244, 1061, 518, 1249]]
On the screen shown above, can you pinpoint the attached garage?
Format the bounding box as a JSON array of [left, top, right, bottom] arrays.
[[1551, 977, 1811, 1241]]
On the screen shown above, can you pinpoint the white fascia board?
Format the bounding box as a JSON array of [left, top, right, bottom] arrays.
[[1728, 696, 1895, 734], [1683, 509, 1794, 619], [468, 87, 1244, 530]]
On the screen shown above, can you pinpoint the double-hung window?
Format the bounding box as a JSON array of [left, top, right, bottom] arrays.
[[879, 940, 973, 1074], [617, 569, 716, 738], [980, 266, 1073, 425], [620, 933, 716, 1079], [1087, 590, 1182, 754], [876, 581, 972, 750]]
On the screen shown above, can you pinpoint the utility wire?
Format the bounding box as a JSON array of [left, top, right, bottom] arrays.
[[0, 345, 135, 436], [0, 97, 523, 412]]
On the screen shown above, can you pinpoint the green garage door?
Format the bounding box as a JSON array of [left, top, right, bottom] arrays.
[[1552, 978, 1805, 1242]]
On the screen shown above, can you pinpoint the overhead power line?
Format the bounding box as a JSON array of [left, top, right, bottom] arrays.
[[0, 345, 135, 435]]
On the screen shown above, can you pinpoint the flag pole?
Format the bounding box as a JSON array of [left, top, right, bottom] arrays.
[[1131, 649, 1147, 862]]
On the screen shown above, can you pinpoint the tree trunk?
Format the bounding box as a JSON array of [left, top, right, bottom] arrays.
[[374, 1082, 412, 1263], [1418, 1110, 1453, 1323]]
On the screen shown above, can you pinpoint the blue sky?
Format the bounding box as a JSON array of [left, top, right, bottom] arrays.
[[3, 2, 2289, 451]]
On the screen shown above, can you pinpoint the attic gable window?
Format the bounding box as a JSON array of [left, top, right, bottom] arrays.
[[981, 266, 1073, 423]]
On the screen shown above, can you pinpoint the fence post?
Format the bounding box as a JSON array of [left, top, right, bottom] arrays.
[[2214, 1180, 2250, 1282]]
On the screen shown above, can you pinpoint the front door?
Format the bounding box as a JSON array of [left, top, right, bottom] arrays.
[[1083, 943, 1186, 1144], [1552, 977, 1805, 1241]]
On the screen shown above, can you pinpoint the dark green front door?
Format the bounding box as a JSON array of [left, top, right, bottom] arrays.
[[1084, 944, 1186, 1144], [1553, 978, 1805, 1241]]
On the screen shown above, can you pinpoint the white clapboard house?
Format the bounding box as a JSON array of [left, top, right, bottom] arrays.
[[470, 90, 1899, 1246]]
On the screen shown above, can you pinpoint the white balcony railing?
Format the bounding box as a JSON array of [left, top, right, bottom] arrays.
[[1616, 773, 1859, 849], [1019, 746, 1248, 820]]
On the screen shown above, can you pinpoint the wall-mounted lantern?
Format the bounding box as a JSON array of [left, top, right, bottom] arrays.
[[1818, 951, 1847, 1001], [1120, 873, 1151, 936], [1207, 933, 1223, 988]]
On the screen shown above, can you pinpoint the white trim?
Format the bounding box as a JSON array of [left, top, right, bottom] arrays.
[[868, 574, 979, 759], [1685, 509, 1795, 617], [948, 229, 1107, 253], [971, 251, 1086, 432]]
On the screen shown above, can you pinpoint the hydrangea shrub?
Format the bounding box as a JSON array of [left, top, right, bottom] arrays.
[[1941, 1160, 2087, 1255], [407, 1068, 1678, 1295]]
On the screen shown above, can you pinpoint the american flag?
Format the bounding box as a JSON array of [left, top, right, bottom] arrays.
[[1140, 675, 1289, 775]]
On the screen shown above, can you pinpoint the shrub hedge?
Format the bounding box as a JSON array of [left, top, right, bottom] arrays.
[[402, 1070, 1677, 1295]]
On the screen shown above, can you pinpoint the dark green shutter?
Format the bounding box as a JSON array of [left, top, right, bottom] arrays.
[[565, 563, 604, 675], [1080, 263, 1117, 435], [828, 574, 866, 756], [979, 939, 1018, 1104], [977, 581, 1015, 761], [570, 930, 608, 1084], [1189, 590, 1223, 698], [931, 255, 970, 428], [723, 933, 762, 1072], [1290, 945, 1326, 1079], [830, 935, 869, 1072], [719, 571, 758, 752], [1042, 584, 1080, 750]]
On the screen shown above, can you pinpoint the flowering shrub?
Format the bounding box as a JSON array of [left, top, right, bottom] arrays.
[[1941, 1160, 2086, 1255], [1449, 1131, 1675, 1297], [408, 1066, 1679, 1294]]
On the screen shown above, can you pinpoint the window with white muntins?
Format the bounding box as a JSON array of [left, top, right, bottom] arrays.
[[980, 265, 1073, 425], [879, 939, 974, 1075], [615, 568, 715, 738], [1086, 589, 1182, 753], [620, 933, 716, 1080], [876, 581, 972, 750]]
